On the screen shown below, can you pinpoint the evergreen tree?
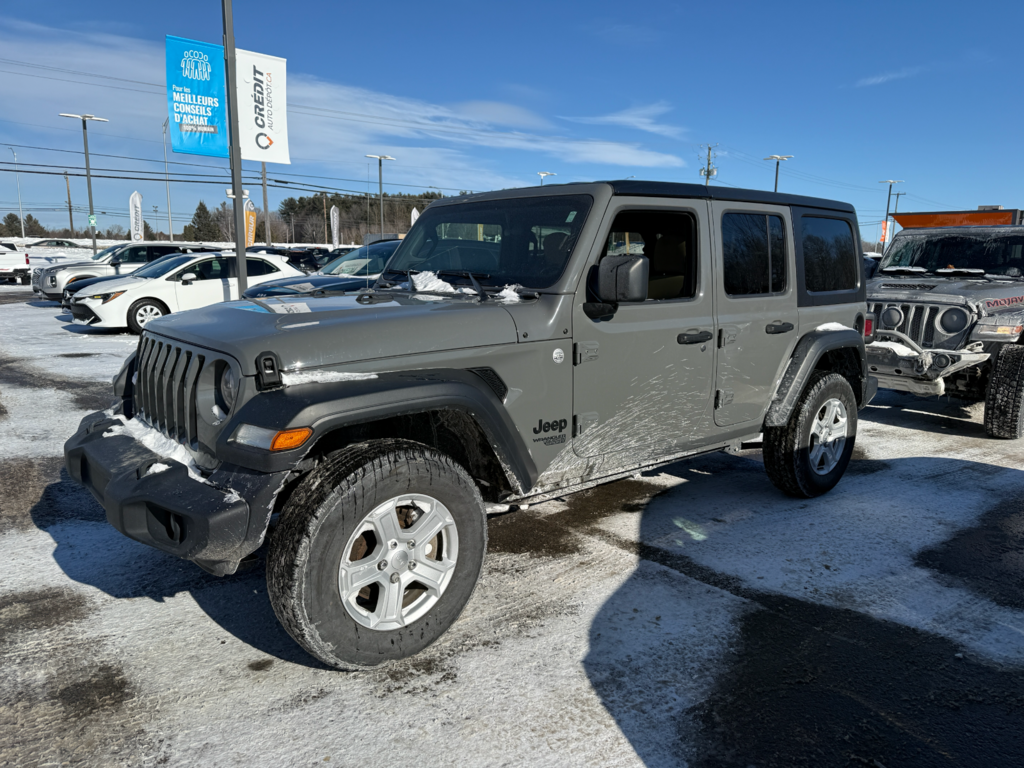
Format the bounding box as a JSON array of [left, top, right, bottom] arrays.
[[0, 213, 19, 237], [189, 201, 221, 241], [23, 214, 46, 237], [143, 220, 157, 240]]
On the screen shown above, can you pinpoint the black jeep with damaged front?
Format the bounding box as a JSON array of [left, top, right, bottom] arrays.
[[867, 225, 1024, 438], [66, 181, 875, 669]]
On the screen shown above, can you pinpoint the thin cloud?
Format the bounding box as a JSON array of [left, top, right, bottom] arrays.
[[560, 102, 685, 139], [855, 66, 925, 87]]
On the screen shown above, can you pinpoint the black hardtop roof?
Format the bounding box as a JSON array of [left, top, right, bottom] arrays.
[[436, 180, 854, 213]]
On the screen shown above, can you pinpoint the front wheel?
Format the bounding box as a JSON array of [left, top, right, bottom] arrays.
[[127, 298, 167, 334], [984, 345, 1024, 439], [267, 440, 487, 669], [763, 371, 857, 498]]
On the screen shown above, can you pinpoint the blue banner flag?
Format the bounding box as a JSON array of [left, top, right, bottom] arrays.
[[166, 35, 228, 158]]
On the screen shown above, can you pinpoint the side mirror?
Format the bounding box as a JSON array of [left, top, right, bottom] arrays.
[[597, 255, 649, 303], [180, 273, 197, 284]]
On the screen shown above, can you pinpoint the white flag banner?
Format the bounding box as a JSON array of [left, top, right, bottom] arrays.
[[411, 207, 420, 225], [129, 191, 143, 242], [330, 205, 340, 249], [236, 48, 290, 164]]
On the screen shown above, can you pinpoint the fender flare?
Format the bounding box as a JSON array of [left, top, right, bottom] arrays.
[[763, 329, 868, 428], [215, 369, 539, 494]]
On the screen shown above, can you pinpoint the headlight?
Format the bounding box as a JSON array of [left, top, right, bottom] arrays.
[[938, 308, 969, 334], [219, 366, 239, 410], [89, 291, 126, 304]]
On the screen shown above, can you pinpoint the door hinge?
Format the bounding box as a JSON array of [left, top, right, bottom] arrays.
[[714, 389, 734, 409], [574, 412, 599, 436], [574, 341, 599, 365]]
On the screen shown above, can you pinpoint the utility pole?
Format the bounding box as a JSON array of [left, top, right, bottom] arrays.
[[64, 171, 75, 235], [221, 0, 248, 292], [59, 113, 107, 254], [8, 148, 25, 239], [322, 191, 328, 245], [261, 162, 271, 246], [162, 118, 174, 241], [879, 180, 904, 250], [891, 191, 906, 244], [366, 154, 395, 238], [699, 144, 718, 186]]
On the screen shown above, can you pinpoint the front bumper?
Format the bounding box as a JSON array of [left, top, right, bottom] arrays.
[[68, 301, 99, 324], [866, 341, 989, 397], [64, 410, 290, 575]]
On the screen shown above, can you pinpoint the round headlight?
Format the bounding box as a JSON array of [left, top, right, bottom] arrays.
[[881, 306, 904, 328], [220, 366, 238, 410], [938, 308, 969, 334]]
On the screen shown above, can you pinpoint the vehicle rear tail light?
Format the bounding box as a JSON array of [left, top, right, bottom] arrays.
[[864, 317, 874, 337]]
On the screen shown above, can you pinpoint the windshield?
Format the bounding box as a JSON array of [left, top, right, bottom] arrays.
[[132, 254, 194, 279], [91, 245, 124, 261], [881, 231, 1024, 276], [322, 241, 401, 276], [383, 194, 593, 289]]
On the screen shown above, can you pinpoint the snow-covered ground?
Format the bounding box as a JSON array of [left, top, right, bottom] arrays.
[[2, 292, 1024, 767]]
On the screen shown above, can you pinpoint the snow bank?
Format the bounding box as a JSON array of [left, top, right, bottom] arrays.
[[103, 416, 210, 484], [280, 370, 378, 386], [869, 340, 919, 356], [816, 322, 854, 332]]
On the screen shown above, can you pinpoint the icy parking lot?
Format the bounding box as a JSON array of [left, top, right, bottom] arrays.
[[2, 286, 1024, 767]]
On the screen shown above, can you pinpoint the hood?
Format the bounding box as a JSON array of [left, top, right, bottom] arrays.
[[77, 275, 142, 294], [242, 274, 374, 298], [868, 275, 1024, 314], [146, 291, 521, 375]]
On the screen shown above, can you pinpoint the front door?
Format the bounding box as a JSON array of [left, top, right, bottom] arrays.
[[572, 200, 716, 464], [710, 202, 799, 427], [173, 257, 235, 311]]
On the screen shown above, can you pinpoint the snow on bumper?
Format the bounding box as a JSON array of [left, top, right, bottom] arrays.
[[64, 410, 290, 575], [866, 340, 989, 396]]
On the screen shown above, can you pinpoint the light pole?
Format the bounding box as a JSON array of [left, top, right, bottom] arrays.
[[537, 171, 556, 185], [365, 154, 395, 237], [8, 148, 25, 239], [162, 118, 174, 241], [59, 113, 108, 254], [764, 155, 793, 193], [879, 180, 904, 249]]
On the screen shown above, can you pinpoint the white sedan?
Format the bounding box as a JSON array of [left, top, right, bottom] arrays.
[[67, 252, 303, 333]]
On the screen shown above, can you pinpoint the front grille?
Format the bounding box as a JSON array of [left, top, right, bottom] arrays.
[[31, 270, 41, 288], [870, 301, 969, 349], [134, 334, 208, 448], [879, 283, 937, 291]]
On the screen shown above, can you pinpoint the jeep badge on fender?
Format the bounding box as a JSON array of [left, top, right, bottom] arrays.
[[65, 180, 874, 670]]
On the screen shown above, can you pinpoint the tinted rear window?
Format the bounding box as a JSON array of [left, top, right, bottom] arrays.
[[802, 217, 858, 292]]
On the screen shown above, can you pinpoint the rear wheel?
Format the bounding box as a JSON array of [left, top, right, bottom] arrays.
[[984, 345, 1024, 439], [127, 298, 168, 334], [267, 440, 487, 669], [763, 371, 857, 498]]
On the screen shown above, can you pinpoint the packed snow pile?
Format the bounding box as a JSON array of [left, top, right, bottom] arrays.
[[869, 340, 919, 357], [103, 415, 210, 484], [410, 271, 457, 293], [496, 285, 523, 303], [816, 322, 854, 332], [281, 369, 378, 386], [145, 462, 171, 476]]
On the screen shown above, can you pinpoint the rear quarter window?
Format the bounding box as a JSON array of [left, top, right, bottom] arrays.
[[802, 217, 858, 292]]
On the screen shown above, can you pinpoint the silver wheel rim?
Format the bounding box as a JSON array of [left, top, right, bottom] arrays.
[[809, 397, 848, 475], [338, 493, 459, 631], [135, 304, 163, 326]]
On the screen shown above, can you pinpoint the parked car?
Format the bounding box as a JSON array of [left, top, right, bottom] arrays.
[[66, 180, 874, 669], [60, 252, 189, 310], [241, 240, 402, 298], [66, 251, 303, 333], [34, 242, 215, 300], [1, 246, 86, 285], [27, 239, 86, 248]]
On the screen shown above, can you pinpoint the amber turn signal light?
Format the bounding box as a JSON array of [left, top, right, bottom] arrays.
[[270, 427, 313, 451]]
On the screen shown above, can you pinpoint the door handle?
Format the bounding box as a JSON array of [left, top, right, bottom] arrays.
[[765, 322, 794, 334], [678, 330, 713, 345]]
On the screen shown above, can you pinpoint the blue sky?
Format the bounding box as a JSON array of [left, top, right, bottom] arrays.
[[1, 1, 1021, 241]]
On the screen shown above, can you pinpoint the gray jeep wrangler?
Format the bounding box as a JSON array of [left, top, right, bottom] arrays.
[[867, 225, 1024, 438], [65, 181, 875, 669]]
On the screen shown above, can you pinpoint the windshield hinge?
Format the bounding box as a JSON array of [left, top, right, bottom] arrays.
[[574, 341, 599, 365]]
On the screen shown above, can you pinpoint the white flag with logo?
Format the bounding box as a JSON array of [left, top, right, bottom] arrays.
[[330, 205, 340, 249], [236, 48, 290, 164], [411, 207, 419, 225], [129, 191, 143, 242]]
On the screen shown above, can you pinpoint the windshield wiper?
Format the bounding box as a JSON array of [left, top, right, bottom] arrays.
[[880, 266, 931, 274], [436, 270, 490, 301], [935, 268, 991, 281], [377, 268, 419, 288]]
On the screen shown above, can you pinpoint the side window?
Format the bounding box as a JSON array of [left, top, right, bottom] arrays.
[[602, 210, 697, 301], [121, 246, 148, 264], [802, 217, 858, 292], [184, 258, 235, 281], [722, 213, 787, 296], [245, 258, 279, 276]]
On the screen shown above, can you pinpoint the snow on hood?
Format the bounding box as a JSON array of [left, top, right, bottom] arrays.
[[146, 291, 521, 376]]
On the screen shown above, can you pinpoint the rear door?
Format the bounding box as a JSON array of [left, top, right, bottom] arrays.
[[710, 202, 799, 427], [572, 198, 716, 463]]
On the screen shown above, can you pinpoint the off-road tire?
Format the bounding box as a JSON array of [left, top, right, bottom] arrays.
[[763, 371, 857, 498], [18, 275, 30, 285], [984, 345, 1024, 439], [127, 298, 168, 335], [267, 439, 487, 670]]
